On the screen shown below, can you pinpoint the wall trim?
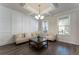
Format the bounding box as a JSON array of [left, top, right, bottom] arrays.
[[58, 39, 79, 45]]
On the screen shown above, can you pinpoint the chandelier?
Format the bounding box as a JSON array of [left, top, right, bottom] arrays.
[[35, 4, 44, 20]]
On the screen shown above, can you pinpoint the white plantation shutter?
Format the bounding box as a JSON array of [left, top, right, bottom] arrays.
[[58, 15, 70, 35]]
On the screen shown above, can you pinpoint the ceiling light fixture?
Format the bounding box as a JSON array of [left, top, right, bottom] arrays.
[[35, 4, 44, 20]]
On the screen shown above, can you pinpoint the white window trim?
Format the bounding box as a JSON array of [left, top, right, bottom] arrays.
[[42, 20, 48, 32], [57, 15, 70, 36]]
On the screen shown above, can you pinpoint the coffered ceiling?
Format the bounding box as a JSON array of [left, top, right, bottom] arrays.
[[0, 3, 79, 17], [23, 3, 55, 15]]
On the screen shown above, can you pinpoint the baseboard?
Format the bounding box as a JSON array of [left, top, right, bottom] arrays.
[[0, 41, 29, 46], [0, 42, 15, 47], [15, 41, 29, 45], [58, 40, 79, 46]]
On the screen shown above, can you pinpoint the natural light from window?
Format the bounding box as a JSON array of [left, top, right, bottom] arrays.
[[42, 21, 48, 32], [58, 15, 70, 35]]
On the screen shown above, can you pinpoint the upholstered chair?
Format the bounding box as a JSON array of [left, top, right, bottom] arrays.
[[31, 32, 38, 38], [25, 33, 32, 40], [15, 33, 30, 44], [45, 32, 56, 41]]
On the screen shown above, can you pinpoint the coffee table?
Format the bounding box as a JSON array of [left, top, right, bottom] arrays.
[[29, 37, 48, 49]]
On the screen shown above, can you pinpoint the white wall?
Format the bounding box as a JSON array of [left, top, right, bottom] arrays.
[[12, 10, 38, 34], [0, 6, 13, 46], [0, 5, 38, 46], [55, 9, 79, 45], [45, 16, 57, 35], [47, 9, 79, 45]]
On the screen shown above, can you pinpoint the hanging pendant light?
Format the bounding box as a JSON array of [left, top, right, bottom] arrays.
[[35, 4, 44, 20]]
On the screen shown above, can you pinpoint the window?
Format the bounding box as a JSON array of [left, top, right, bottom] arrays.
[[42, 21, 48, 32], [58, 15, 70, 35]]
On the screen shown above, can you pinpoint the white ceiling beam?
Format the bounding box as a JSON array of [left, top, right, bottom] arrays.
[[23, 4, 39, 14]]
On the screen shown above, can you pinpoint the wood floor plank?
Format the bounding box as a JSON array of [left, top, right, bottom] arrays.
[[0, 41, 79, 55]]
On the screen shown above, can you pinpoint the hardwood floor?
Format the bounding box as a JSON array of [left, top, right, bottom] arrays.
[[0, 41, 79, 55]]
